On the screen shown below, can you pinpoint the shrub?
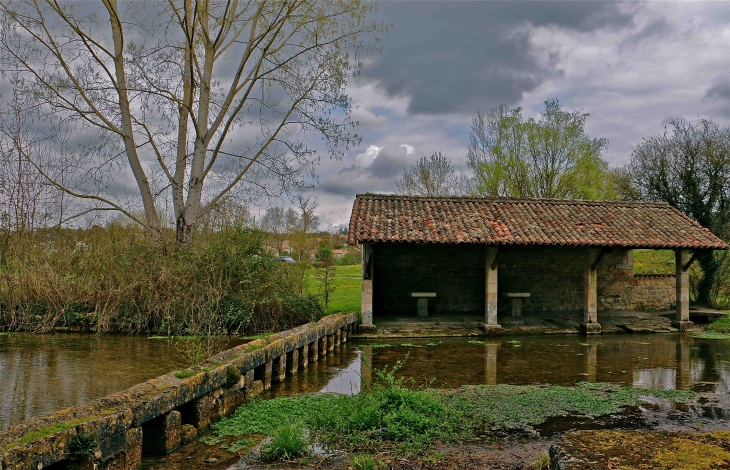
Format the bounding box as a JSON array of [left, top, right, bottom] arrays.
[[68, 433, 97, 462], [351, 453, 378, 470], [260, 423, 309, 461]]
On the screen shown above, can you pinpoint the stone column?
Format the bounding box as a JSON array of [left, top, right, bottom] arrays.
[[360, 243, 376, 333], [142, 410, 182, 455], [287, 350, 299, 375], [319, 336, 328, 357], [673, 249, 694, 331], [273, 355, 287, 383], [582, 248, 601, 334], [308, 340, 318, 363], [298, 344, 309, 369], [483, 246, 501, 334]]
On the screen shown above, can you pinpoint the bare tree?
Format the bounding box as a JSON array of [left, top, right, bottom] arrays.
[[393, 152, 463, 196], [0, 0, 382, 247], [260, 206, 286, 254], [626, 118, 730, 307]]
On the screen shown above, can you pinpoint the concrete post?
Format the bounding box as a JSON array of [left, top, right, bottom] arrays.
[[360, 243, 376, 333], [582, 248, 601, 334], [673, 249, 694, 331], [483, 246, 501, 334]]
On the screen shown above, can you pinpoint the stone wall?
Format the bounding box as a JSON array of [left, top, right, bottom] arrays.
[[370, 245, 675, 317], [372, 244, 486, 316], [0, 313, 358, 470]]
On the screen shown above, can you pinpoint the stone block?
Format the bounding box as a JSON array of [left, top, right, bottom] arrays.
[[358, 324, 377, 334], [180, 424, 198, 445], [481, 323, 502, 335], [327, 335, 335, 351], [319, 336, 328, 356], [308, 341, 319, 362], [96, 427, 142, 470], [142, 410, 181, 455], [671, 320, 694, 332], [581, 322, 602, 334], [287, 350, 299, 375]]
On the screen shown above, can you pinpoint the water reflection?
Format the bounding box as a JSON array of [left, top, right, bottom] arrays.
[[1, 334, 188, 429], [352, 334, 730, 394]]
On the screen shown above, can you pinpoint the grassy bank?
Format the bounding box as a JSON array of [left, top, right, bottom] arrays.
[[694, 315, 730, 340], [306, 264, 361, 315], [0, 226, 321, 334], [207, 366, 694, 460]]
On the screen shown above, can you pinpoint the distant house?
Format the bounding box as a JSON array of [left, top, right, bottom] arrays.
[[332, 249, 347, 260], [347, 194, 729, 334]]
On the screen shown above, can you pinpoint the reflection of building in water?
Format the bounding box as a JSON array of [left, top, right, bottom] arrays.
[[320, 350, 362, 395], [485, 344, 498, 385], [633, 368, 677, 390]]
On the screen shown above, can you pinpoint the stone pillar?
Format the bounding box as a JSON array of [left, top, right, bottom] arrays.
[[309, 340, 318, 363], [97, 426, 143, 470], [582, 248, 601, 334], [483, 246, 501, 334], [261, 361, 273, 390], [319, 336, 328, 357], [273, 355, 287, 383], [142, 410, 182, 455], [673, 249, 694, 331], [298, 344, 309, 369], [341, 327, 348, 343], [334, 329, 341, 346], [287, 349, 299, 375], [360, 243, 376, 333], [327, 334, 335, 351]]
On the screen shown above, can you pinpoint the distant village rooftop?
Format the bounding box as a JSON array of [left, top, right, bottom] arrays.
[[347, 193, 729, 250]]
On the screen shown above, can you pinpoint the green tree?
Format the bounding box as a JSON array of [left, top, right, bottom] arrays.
[[467, 99, 613, 199], [0, 0, 383, 247], [315, 245, 336, 311], [625, 118, 730, 307]]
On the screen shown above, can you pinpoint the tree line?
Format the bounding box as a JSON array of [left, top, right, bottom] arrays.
[[393, 100, 730, 308]]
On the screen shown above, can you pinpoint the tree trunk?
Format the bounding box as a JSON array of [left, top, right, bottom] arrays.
[[695, 251, 719, 307], [176, 216, 194, 249]]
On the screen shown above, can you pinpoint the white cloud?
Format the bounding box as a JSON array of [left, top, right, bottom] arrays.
[[399, 144, 415, 155], [355, 145, 384, 169]]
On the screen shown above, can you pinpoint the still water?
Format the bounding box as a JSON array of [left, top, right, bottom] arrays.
[[3, 332, 730, 430]]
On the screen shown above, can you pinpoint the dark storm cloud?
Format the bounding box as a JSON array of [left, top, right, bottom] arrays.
[[362, 1, 634, 115]]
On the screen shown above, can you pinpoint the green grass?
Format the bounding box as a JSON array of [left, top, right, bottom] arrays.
[[306, 264, 361, 315], [260, 423, 309, 461], [633, 249, 675, 275], [693, 316, 730, 339], [174, 369, 199, 379], [210, 368, 696, 456], [2, 416, 97, 453]]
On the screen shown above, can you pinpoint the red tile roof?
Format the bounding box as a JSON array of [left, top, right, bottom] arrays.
[[347, 194, 729, 250]]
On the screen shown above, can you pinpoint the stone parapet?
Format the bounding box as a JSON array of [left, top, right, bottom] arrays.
[[0, 312, 358, 470]]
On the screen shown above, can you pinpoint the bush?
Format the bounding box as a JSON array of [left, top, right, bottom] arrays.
[[260, 423, 309, 461], [0, 225, 322, 334], [351, 454, 378, 470]]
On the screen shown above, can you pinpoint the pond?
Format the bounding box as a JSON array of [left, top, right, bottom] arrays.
[[0, 333, 242, 429], [2, 332, 730, 431]]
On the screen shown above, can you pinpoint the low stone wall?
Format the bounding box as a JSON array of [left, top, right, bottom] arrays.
[[0, 312, 358, 470], [599, 273, 675, 311]]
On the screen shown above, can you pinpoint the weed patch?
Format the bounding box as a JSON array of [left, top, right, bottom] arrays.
[[260, 423, 309, 461], [174, 369, 199, 379]]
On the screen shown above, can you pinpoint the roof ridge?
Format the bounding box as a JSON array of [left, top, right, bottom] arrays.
[[356, 193, 672, 207]]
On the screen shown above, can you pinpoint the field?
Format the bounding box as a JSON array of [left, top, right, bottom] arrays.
[[306, 264, 362, 315], [632, 249, 675, 274]]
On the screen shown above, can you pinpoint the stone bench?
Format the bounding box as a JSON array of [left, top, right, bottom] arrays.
[[411, 292, 436, 317], [505, 292, 530, 316]]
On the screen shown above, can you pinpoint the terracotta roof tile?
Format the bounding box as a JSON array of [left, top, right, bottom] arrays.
[[347, 194, 729, 250]]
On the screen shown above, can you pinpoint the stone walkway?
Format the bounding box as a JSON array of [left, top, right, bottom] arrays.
[[354, 309, 727, 338]]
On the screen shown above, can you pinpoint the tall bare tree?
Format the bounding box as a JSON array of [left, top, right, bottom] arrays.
[[393, 152, 464, 196], [0, 0, 382, 246]]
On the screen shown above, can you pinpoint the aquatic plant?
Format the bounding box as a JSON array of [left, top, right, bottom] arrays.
[[260, 423, 309, 461]]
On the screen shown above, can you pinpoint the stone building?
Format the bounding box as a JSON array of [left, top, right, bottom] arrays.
[[347, 194, 728, 334]]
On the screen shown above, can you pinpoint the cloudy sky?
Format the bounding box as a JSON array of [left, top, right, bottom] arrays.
[[309, 0, 730, 229]]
